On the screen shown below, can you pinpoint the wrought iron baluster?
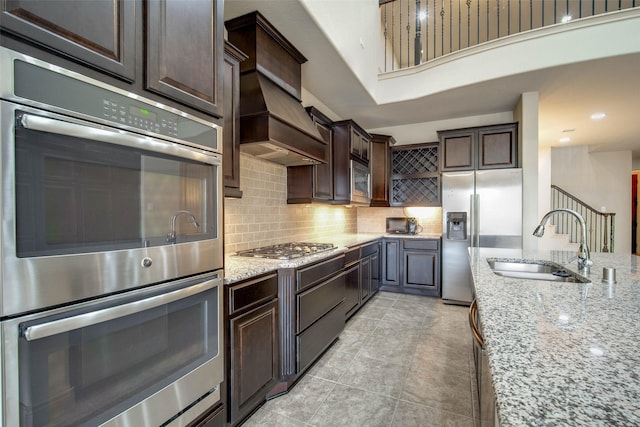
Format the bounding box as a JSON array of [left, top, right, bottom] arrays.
[[415, 0, 422, 65], [441, 0, 445, 56], [407, 0, 411, 66]]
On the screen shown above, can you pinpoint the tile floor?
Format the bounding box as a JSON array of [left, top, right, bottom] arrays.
[[242, 291, 479, 427]]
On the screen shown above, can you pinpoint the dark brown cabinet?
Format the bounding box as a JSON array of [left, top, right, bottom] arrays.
[[225, 273, 279, 426], [381, 237, 441, 297], [274, 255, 345, 394], [334, 119, 371, 165], [344, 240, 381, 320], [223, 41, 247, 198], [1, 0, 224, 118], [146, 0, 223, 116], [439, 123, 518, 171], [381, 238, 401, 288], [287, 107, 334, 203], [369, 134, 395, 207], [332, 119, 371, 204], [391, 142, 440, 206], [402, 239, 440, 296], [344, 247, 361, 319], [0, 0, 137, 81]]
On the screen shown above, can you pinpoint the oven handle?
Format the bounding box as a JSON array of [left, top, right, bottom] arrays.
[[22, 277, 221, 341], [19, 113, 220, 165]]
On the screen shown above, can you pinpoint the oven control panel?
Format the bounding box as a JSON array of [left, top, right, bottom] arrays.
[[103, 99, 179, 138]]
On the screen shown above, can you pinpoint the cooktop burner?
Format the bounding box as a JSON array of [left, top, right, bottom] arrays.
[[235, 242, 336, 260]]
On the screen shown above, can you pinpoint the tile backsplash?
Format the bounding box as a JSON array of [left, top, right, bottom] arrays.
[[224, 153, 357, 253], [356, 206, 442, 234], [224, 153, 443, 254]]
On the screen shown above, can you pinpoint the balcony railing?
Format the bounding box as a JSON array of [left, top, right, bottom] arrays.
[[380, 0, 638, 71]]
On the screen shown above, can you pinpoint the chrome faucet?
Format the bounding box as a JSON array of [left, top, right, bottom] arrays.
[[533, 208, 592, 272], [166, 210, 199, 244]]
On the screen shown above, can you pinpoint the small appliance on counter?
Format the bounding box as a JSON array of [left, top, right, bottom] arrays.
[[386, 217, 421, 235]]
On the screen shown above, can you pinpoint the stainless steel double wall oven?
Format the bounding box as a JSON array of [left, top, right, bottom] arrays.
[[0, 47, 224, 426]]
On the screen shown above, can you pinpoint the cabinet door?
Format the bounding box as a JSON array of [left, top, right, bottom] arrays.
[[477, 125, 517, 169], [312, 119, 334, 200], [146, 0, 223, 116], [403, 250, 440, 296], [344, 263, 360, 319], [370, 248, 380, 294], [440, 131, 474, 171], [381, 239, 400, 287], [0, 0, 136, 80], [370, 135, 393, 207], [360, 256, 371, 302], [223, 42, 246, 198], [229, 300, 279, 424]]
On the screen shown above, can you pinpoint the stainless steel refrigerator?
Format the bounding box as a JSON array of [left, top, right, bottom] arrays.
[[441, 168, 522, 305]]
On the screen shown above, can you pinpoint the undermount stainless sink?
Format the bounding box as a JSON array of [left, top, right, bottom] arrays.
[[487, 258, 590, 283]]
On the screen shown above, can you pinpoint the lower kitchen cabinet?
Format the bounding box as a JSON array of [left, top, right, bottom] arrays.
[[381, 237, 441, 297], [273, 254, 346, 395], [344, 240, 381, 320], [225, 273, 279, 426], [381, 238, 401, 287]]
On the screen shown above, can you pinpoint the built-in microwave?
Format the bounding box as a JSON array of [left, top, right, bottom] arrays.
[[350, 159, 371, 205]]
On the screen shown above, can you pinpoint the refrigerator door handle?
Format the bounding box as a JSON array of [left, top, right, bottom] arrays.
[[474, 193, 479, 247], [469, 194, 476, 247]]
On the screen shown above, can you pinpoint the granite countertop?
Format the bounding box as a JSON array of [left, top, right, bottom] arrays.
[[224, 233, 383, 285], [469, 247, 640, 426]]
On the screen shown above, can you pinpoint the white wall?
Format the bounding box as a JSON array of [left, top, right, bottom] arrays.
[[551, 146, 632, 254]]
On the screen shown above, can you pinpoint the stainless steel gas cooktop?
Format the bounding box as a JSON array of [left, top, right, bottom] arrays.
[[235, 242, 336, 260]]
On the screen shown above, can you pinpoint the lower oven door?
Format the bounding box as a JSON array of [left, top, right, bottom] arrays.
[[1, 271, 223, 427]]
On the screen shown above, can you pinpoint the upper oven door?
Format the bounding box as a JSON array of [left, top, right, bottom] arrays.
[[0, 101, 223, 316]]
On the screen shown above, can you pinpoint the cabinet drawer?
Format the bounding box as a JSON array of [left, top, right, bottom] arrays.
[[403, 239, 439, 251], [296, 255, 345, 292], [361, 241, 379, 257], [297, 301, 344, 373], [228, 273, 278, 316], [297, 272, 345, 332], [344, 247, 361, 266]]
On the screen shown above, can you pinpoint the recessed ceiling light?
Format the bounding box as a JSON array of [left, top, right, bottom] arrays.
[[591, 112, 606, 120], [559, 137, 571, 143]]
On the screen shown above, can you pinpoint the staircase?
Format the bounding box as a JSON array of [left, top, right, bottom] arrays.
[[546, 185, 616, 253], [537, 224, 580, 253]]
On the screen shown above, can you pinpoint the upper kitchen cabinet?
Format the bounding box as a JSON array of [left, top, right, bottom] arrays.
[[1, 0, 224, 118], [223, 41, 248, 198], [370, 134, 395, 207], [287, 107, 333, 203], [0, 0, 136, 81], [146, 0, 224, 117], [334, 120, 371, 165], [439, 122, 518, 171], [332, 119, 371, 205]]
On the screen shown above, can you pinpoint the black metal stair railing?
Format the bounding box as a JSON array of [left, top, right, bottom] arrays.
[[550, 184, 616, 253], [380, 0, 638, 71]]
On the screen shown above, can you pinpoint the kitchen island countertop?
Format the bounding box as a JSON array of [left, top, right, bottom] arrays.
[[470, 247, 640, 426]]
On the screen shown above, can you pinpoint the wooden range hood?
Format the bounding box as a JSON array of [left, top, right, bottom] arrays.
[[225, 11, 327, 166]]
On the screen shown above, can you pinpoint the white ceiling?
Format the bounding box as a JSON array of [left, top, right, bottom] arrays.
[[224, 1, 640, 159]]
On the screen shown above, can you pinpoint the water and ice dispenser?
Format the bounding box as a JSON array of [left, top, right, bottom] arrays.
[[446, 212, 467, 240]]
